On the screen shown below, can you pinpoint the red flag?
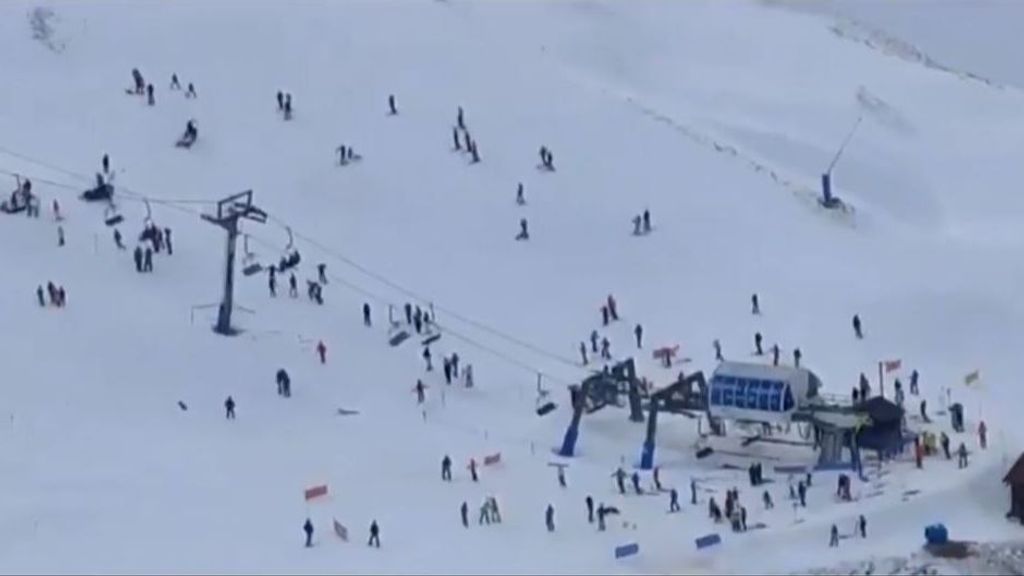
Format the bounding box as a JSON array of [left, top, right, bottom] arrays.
[[333, 518, 348, 542], [304, 484, 328, 501], [883, 359, 901, 373], [484, 452, 502, 466]]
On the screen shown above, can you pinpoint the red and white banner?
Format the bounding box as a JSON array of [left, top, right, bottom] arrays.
[[304, 484, 329, 501], [484, 452, 502, 466], [883, 359, 902, 373], [333, 518, 348, 542]]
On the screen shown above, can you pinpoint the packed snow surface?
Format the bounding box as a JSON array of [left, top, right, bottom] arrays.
[[2, 0, 1023, 574]]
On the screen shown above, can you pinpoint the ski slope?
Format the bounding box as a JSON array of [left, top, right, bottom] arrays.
[[2, 1, 1024, 573]]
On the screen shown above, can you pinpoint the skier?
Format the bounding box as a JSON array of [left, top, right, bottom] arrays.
[[631, 471, 643, 495], [634, 324, 643, 349], [642, 209, 651, 233], [468, 458, 478, 482], [283, 93, 293, 120], [404, 302, 413, 325], [362, 303, 372, 327], [607, 295, 618, 321], [171, 74, 180, 90], [186, 83, 197, 98], [478, 500, 491, 525], [586, 495, 594, 523], [147, 84, 155, 106], [388, 94, 397, 115], [304, 518, 314, 548], [452, 127, 461, 151], [600, 337, 611, 360], [853, 314, 862, 339], [669, 488, 680, 513], [143, 247, 153, 272], [516, 182, 525, 206], [289, 274, 298, 298], [276, 369, 290, 397], [557, 466, 566, 488], [132, 68, 145, 94], [614, 467, 627, 494], [858, 515, 866, 538], [36, 285, 45, 307], [470, 139, 480, 163], [315, 263, 327, 285], [714, 339, 723, 361], [443, 357, 453, 385], [415, 379, 425, 404], [316, 340, 327, 364], [133, 245, 143, 272], [545, 504, 555, 532], [754, 332, 763, 355], [940, 431, 951, 459], [590, 330, 599, 353], [793, 347, 802, 367], [958, 442, 968, 469], [489, 497, 502, 523], [460, 501, 469, 527], [691, 479, 698, 505], [771, 344, 780, 366], [268, 269, 277, 297], [516, 218, 529, 241], [653, 466, 662, 491], [829, 524, 839, 547], [442, 455, 452, 481], [423, 347, 433, 371], [225, 396, 236, 419], [57, 226, 65, 247], [979, 421, 988, 449], [164, 228, 173, 255], [601, 305, 610, 326], [450, 353, 459, 378], [798, 481, 807, 507], [579, 342, 588, 365], [368, 521, 380, 548], [763, 490, 773, 509], [457, 106, 465, 129], [276, 91, 284, 111]]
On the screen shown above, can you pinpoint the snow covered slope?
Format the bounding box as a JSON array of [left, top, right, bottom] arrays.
[[2, 1, 1023, 574]]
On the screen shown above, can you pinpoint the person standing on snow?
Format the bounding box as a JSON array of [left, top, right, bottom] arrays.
[[143, 247, 153, 272], [164, 228, 173, 255], [362, 303, 372, 327], [276, 91, 284, 112], [423, 347, 433, 371], [516, 218, 529, 241], [415, 379, 426, 404], [388, 94, 397, 116], [268, 269, 277, 297], [133, 245, 143, 272], [316, 340, 327, 364], [714, 339, 723, 362], [771, 344, 780, 366], [147, 84, 155, 106], [642, 209, 651, 233], [614, 467, 627, 494], [601, 337, 611, 360], [634, 324, 643, 349], [858, 515, 866, 538], [114, 228, 125, 250], [754, 332, 763, 356], [669, 488, 680, 513], [225, 396, 236, 419], [853, 314, 863, 339], [367, 520, 380, 548], [516, 183, 525, 206], [442, 454, 452, 482], [460, 501, 469, 527], [304, 518, 314, 548], [793, 348, 802, 368], [829, 524, 839, 547], [585, 495, 594, 523], [579, 342, 588, 365], [289, 274, 298, 298], [468, 458, 478, 482], [545, 504, 555, 532]]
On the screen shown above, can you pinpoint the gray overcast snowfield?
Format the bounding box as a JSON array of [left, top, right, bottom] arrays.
[[2, 0, 1024, 574]]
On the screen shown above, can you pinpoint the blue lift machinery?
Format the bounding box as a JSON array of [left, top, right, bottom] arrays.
[[558, 359, 646, 458], [639, 371, 713, 470]]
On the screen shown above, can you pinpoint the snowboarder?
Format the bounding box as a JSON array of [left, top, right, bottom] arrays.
[[600, 337, 611, 360], [388, 94, 397, 115], [669, 488, 680, 513], [634, 324, 643, 349], [586, 495, 594, 523], [368, 521, 380, 548], [186, 83, 197, 98], [225, 396, 236, 419], [133, 245, 143, 272], [545, 504, 555, 532], [304, 518, 314, 548], [631, 471, 643, 495], [423, 347, 433, 371], [793, 347, 802, 367], [853, 314, 862, 339], [57, 226, 64, 247], [516, 218, 529, 241], [642, 209, 651, 233], [829, 524, 839, 547], [36, 285, 45, 307], [614, 467, 627, 494], [147, 83, 155, 106], [276, 91, 284, 111], [714, 339, 723, 361], [579, 342, 588, 365], [171, 74, 180, 90], [858, 515, 866, 538], [958, 442, 968, 468], [771, 344, 779, 366], [441, 454, 452, 481], [752, 293, 760, 315], [143, 247, 153, 272], [164, 228, 173, 255], [468, 458, 478, 482], [289, 274, 298, 298], [316, 340, 327, 364], [754, 332, 763, 355], [102, 153, 110, 174], [415, 379, 425, 404]]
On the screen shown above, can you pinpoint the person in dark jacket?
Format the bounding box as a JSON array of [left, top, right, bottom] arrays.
[[545, 504, 555, 532], [143, 247, 153, 272], [585, 495, 594, 523], [225, 396, 236, 419], [442, 455, 452, 482], [388, 94, 397, 115], [147, 84, 155, 106], [164, 228, 173, 255], [669, 488, 680, 513], [303, 518, 314, 547], [461, 501, 469, 527], [368, 520, 380, 547], [853, 314, 863, 339], [634, 324, 643, 349], [133, 245, 143, 272], [36, 285, 45, 307], [362, 303, 372, 327], [754, 332, 763, 355]]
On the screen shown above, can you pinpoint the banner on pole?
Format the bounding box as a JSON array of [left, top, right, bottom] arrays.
[[304, 484, 329, 501], [333, 518, 348, 542], [884, 359, 902, 373], [964, 370, 981, 387], [484, 452, 502, 466]]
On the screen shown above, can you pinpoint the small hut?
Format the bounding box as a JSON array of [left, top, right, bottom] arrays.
[[1003, 453, 1024, 524]]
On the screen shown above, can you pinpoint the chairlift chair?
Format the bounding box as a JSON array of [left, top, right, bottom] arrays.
[[104, 203, 124, 226], [241, 234, 263, 276]]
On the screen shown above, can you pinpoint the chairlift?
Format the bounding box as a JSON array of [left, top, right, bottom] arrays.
[[104, 202, 124, 226], [241, 234, 264, 276]]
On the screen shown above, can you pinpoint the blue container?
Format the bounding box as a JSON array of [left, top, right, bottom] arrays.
[[924, 523, 948, 545]]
